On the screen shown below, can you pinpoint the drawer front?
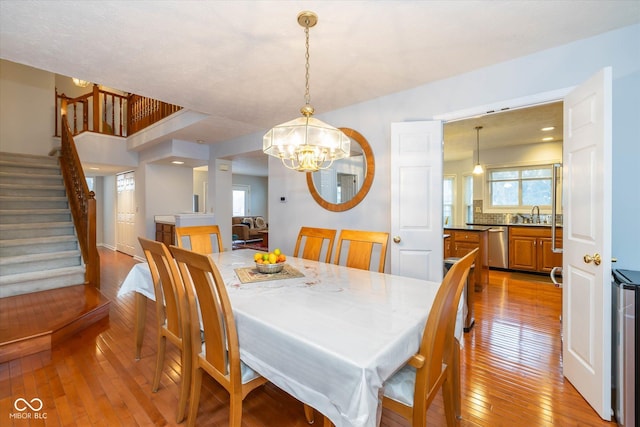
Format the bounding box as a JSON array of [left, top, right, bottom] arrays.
[[453, 231, 480, 243]]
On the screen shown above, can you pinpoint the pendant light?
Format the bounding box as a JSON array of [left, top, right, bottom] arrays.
[[473, 126, 484, 175], [263, 11, 350, 172]]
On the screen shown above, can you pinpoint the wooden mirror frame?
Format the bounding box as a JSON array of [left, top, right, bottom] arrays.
[[306, 128, 375, 212]]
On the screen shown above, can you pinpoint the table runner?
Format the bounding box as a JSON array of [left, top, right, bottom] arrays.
[[234, 264, 304, 283]]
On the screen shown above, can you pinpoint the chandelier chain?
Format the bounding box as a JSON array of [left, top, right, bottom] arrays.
[[304, 24, 311, 107]]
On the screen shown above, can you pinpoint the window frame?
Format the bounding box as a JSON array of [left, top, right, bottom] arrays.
[[443, 174, 456, 226], [484, 163, 555, 212]]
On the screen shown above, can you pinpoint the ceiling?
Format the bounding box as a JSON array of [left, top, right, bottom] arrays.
[[1, 1, 638, 174]]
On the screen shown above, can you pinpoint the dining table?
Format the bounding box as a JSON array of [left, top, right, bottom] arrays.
[[117, 249, 446, 427]]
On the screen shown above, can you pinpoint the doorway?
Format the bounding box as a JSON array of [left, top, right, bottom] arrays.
[[116, 171, 136, 256], [442, 101, 563, 227]]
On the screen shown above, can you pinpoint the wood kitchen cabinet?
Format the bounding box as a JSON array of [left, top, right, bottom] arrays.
[[443, 235, 451, 259], [509, 226, 562, 273], [448, 228, 489, 291], [155, 222, 175, 246]]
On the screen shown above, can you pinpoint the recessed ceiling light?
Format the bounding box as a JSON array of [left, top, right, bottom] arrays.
[[89, 167, 100, 170], [172, 161, 185, 165], [542, 137, 554, 141], [541, 126, 555, 131]]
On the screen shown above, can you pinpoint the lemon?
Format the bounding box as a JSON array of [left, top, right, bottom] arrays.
[[268, 253, 277, 264], [274, 248, 281, 256], [254, 253, 262, 262]]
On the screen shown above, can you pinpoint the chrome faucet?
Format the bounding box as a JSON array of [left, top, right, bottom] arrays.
[[531, 205, 540, 223]]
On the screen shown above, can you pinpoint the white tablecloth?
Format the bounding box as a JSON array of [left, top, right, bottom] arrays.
[[118, 250, 443, 427], [118, 262, 153, 300]]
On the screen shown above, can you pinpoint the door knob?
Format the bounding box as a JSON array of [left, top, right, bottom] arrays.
[[393, 236, 401, 244], [583, 253, 601, 266]]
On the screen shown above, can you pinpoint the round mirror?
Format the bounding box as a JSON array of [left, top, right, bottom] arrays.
[[306, 128, 375, 212]]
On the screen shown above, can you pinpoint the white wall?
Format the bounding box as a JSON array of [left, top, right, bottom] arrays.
[[0, 60, 55, 155], [101, 174, 117, 250], [139, 163, 194, 257], [193, 169, 207, 213], [210, 24, 640, 270]]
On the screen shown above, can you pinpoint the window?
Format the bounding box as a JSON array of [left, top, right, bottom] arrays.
[[443, 175, 455, 225], [463, 175, 473, 223], [86, 177, 95, 192], [232, 185, 250, 216], [487, 165, 553, 209]]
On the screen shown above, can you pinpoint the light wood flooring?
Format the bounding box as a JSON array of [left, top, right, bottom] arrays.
[[0, 248, 616, 426]]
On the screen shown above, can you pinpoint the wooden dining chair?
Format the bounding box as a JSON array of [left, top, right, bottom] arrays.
[[169, 245, 268, 427], [381, 248, 478, 427], [333, 229, 389, 273], [293, 226, 337, 263], [138, 237, 191, 423], [175, 225, 224, 254]]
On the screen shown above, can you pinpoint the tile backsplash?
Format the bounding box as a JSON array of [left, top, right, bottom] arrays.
[[470, 200, 563, 225]]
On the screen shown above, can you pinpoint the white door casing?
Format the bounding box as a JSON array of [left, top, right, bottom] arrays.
[[390, 121, 443, 282], [116, 171, 136, 256], [562, 67, 612, 420]]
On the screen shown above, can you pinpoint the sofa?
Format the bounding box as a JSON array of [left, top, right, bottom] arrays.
[[232, 216, 268, 242]]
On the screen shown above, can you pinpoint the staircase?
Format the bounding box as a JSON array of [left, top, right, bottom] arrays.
[[0, 152, 85, 298]]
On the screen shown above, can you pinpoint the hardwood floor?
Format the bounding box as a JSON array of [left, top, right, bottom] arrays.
[[0, 248, 616, 426]]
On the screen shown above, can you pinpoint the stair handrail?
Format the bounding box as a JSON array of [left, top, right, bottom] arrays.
[[58, 98, 100, 289]]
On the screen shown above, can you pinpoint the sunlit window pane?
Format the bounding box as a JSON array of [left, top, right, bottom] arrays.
[[492, 181, 518, 205], [488, 165, 553, 209], [522, 180, 552, 205]]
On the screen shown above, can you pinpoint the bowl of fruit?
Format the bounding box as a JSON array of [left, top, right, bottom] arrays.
[[254, 248, 287, 274]]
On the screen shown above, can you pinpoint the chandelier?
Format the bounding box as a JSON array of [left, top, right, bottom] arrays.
[[263, 11, 350, 172], [72, 78, 91, 88]]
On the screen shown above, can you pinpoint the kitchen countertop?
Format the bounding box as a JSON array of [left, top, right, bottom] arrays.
[[444, 225, 491, 231], [466, 222, 563, 228]]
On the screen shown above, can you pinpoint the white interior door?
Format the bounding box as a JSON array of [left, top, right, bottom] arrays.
[[390, 121, 443, 281], [116, 171, 136, 256], [562, 67, 612, 420]]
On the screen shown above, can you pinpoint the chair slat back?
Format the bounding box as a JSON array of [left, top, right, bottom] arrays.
[[175, 225, 224, 254], [418, 248, 477, 395], [138, 237, 187, 338], [170, 246, 240, 382], [334, 229, 389, 273], [293, 227, 337, 263]]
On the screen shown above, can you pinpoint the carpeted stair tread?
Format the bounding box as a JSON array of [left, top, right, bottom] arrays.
[[0, 250, 81, 266], [0, 266, 85, 285], [0, 235, 77, 247]]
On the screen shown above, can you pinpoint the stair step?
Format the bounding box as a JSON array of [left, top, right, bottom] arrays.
[[0, 183, 66, 197], [0, 171, 63, 186], [0, 195, 69, 209], [0, 235, 78, 257], [0, 222, 75, 240], [0, 250, 82, 275], [0, 266, 86, 298], [0, 209, 71, 224], [0, 154, 59, 172]]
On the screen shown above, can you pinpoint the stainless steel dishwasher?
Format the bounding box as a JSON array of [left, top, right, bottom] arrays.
[[488, 227, 509, 269]]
